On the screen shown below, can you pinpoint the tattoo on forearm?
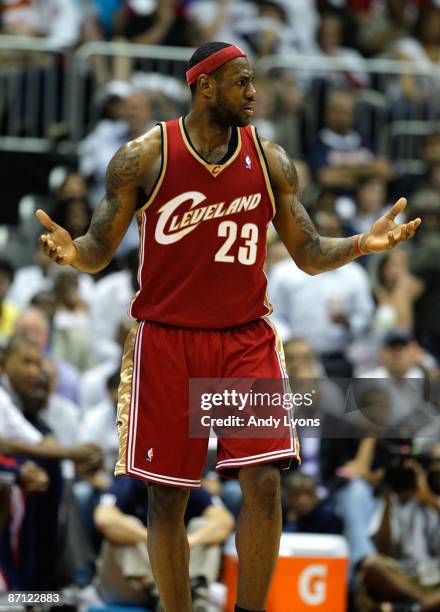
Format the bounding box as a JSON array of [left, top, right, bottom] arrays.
[[274, 145, 359, 273], [89, 195, 123, 243], [72, 143, 141, 273], [290, 199, 357, 272]]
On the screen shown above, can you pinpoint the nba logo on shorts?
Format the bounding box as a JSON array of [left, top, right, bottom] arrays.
[[245, 155, 252, 170], [146, 448, 154, 462]]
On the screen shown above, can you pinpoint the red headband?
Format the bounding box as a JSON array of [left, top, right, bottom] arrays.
[[186, 45, 247, 86]]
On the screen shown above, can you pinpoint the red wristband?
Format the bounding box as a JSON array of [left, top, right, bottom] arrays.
[[354, 234, 363, 255]]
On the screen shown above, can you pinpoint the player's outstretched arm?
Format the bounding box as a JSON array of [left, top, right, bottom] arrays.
[[263, 140, 421, 275], [36, 127, 161, 274]]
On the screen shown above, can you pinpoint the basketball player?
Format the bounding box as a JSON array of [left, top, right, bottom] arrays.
[[37, 42, 421, 612]]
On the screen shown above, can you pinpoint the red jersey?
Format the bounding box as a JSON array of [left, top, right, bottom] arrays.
[[129, 117, 276, 328]]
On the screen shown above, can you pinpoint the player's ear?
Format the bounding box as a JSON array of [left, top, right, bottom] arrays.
[[198, 74, 214, 99]]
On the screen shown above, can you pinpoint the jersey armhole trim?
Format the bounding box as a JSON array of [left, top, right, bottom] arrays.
[[251, 126, 276, 218], [138, 122, 167, 213]]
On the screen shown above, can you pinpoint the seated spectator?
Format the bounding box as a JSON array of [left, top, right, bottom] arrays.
[[0, 455, 48, 591], [0, 259, 20, 344], [394, 5, 440, 112], [7, 242, 93, 311], [112, 0, 200, 81], [321, 435, 392, 581], [30, 278, 95, 373], [418, 133, 440, 189], [373, 250, 424, 334], [52, 190, 93, 242], [74, 372, 121, 555], [93, 80, 133, 120], [78, 371, 120, 476], [0, 344, 102, 590], [82, 0, 124, 40], [30, 291, 95, 372], [0, 371, 101, 471], [80, 89, 155, 209], [282, 473, 342, 534], [410, 197, 440, 361], [350, 176, 391, 235], [53, 171, 90, 211], [34, 359, 80, 450], [1, 0, 39, 36], [312, 13, 369, 89], [309, 89, 392, 195], [79, 91, 155, 254], [114, 0, 200, 47], [252, 79, 276, 141], [269, 211, 374, 377], [357, 0, 415, 57], [273, 75, 305, 158], [79, 319, 130, 411], [276, 0, 320, 55], [0, 0, 82, 47], [397, 132, 440, 199], [53, 269, 90, 326], [359, 330, 435, 434], [283, 337, 344, 486], [89, 250, 137, 363], [356, 460, 440, 611], [0, 455, 47, 492], [361, 329, 428, 380], [187, 0, 254, 54], [94, 476, 234, 608], [237, 0, 300, 59], [14, 308, 81, 404], [1, 337, 80, 458]]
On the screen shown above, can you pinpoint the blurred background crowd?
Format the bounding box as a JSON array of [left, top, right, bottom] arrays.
[[1, 0, 440, 611]]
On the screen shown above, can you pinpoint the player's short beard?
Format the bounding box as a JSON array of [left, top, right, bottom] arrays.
[[211, 87, 247, 128]]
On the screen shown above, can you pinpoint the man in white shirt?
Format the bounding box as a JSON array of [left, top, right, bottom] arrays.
[[359, 330, 432, 431], [269, 206, 374, 377], [0, 336, 102, 469], [89, 252, 137, 364]]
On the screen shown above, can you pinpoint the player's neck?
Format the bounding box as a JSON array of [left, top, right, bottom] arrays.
[[184, 110, 232, 158]]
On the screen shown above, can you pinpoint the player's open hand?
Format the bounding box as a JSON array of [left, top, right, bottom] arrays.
[[36, 209, 78, 265], [362, 198, 421, 253]]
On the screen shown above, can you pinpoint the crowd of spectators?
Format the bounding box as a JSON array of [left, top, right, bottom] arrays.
[[1, 1, 440, 611]]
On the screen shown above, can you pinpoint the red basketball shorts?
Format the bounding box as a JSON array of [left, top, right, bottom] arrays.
[[114, 318, 300, 487]]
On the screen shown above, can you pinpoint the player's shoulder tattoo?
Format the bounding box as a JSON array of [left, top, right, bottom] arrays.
[[278, 147, 299, 190], [106, 141, 143, 192], [260, 138, 299, 192], [105, 125, 162, 193]]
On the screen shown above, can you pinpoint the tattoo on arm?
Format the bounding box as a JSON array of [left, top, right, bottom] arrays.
[[290, 200, 357, 272], [279, 147, 299, 190], [106, 145, 141, 191], [278, 150, 358, 273], [73, 144, 141, 273]]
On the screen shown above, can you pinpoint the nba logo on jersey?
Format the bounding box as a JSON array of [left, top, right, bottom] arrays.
[[245, 155, 252, 170], [146, 448, 154, 462]]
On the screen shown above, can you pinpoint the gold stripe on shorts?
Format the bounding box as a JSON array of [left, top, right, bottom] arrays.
[[114, 321, 139, 476]]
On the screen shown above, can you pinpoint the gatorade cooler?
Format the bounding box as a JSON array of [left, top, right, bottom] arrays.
[[222, 533, 349, 612]]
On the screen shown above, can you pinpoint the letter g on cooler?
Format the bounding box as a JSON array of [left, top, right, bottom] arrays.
[[298, 564, 327, 606]]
